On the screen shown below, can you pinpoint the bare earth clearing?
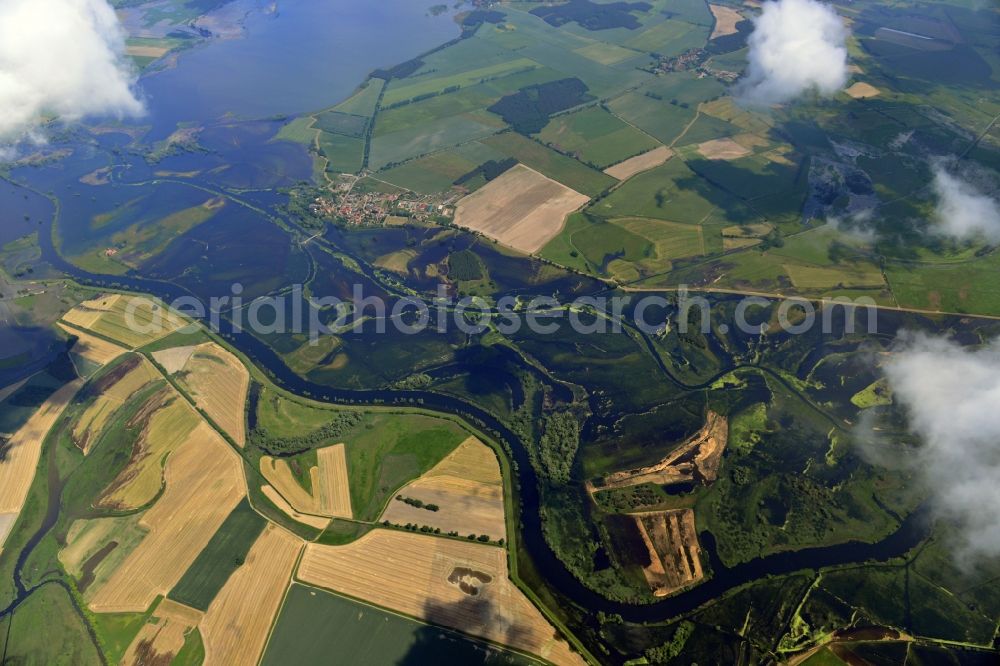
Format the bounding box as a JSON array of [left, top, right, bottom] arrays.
[[0, 379, 84, 552], [201, 524, 303, 666], [381, 437, 505, 539], [593, 412, 728, 492], [151, 345, 196, 374], [603, 146, 672, 180], [696, 137, 751, 160], [453, 164, 589, 254], [633, 509, 705, 596], [88, 427, 245, 612], [709, 4, 744, 39], [298, 530, 583, 665], [845, 82, 881, 99]]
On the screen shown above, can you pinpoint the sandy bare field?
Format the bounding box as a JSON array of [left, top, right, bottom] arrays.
[[151, 345, 196, 374], [453, 164, 589, 254], [201, 524, 302, 666], [709, 4, 743, 39], [126, 44, 170, 58], [88, 427, 245, 613], [0, 379, 84, 550], [59, 323, 128, 367], [0, 513, 15, 555], [297, 530, 582, 665], [173, 343, 249, 446], [634, 509, 704, 597], [122, 599, 202, 665], [697, 137, 751, 160], [317, 444, 352, 518], [595, 412, 728, 492], [381, 437, 505, 539], [603, 145, 672, 180], [261, 485, 330, 530], [846, 82, 880, 99]]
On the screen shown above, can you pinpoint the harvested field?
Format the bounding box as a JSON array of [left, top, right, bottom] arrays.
[[96, 392, 203, 510], [88, 427, 245, 613], [696, 137, 751, 160], [125, 44, 170, 58], [594, 412, 728, 492], [172, 343, 249, 446], [122, 599, 202, 665], [381, 437, 505, 539], [72, 356, 161, 454], [0, 380, 83, 535], [453, 164, 589, 255], [845, 82, 880, 99], [0, 513, 15, 554], [426, 437, 501, 485], [201, 524, 302, 666], [603, 146, 672, 180], [261, 485, 330, 530], [151, 345, 196, 374], [709, 4, 744, 39], [62, 294, 187, 349], [261, 443, 352, 519], [59, 323, 127, 367], [633, 509, 704, 596], [297, 530, 582, 665], [317, 444, 352, 518]]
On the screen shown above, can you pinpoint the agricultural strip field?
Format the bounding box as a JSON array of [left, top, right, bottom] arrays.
[[603, 146, 673, 180], [260, 484, 331, 530], [453, 165, 589, 254], [200, 524, 303, 666], [121, 599, 203, 665], [168, 343, 250, 446], [381, 437, 505, 540], [71, 355, 160, 454], [87, 426, 245, 612], [168, 498, 268, 610], [316, 444, 352, 518], [262, 584, 541, 666], [96, 390, 203, 510], [708, 5, 744, 39], [59, 323, 128, 367], [296, 530, 583, 665], [535, 106, 662, 169], [61, 294, 188, 349], [0, 379, 83, 551]]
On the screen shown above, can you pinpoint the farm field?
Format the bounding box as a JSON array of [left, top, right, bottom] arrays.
[[482, 133, 616, 197], [61, 294, 188, 349], [453, 165, 589, 254], [296, 530, 583, 665], [0, 379, 83, 551], [87, 425, 245, 612], [168, 342, 250, 446], [260, 443, 352, 519], [263, 584, 540, 665], [96, 390, 202, 510], [381, 436, 506, 540], [260, 484, 330, 530], [603, 146, 673, 180], [536, 106, 661, 169], [121, 599, 203, 665], [59, 323, 128, 368], [71, 355, 160, 454], [200, 524, 302, 666]]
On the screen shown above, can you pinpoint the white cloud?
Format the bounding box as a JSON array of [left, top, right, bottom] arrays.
[[931, 162, 1000, 243], [884, 332, 1000, 565], [737, 0, 849, 106], [0, 0, 144, 148]]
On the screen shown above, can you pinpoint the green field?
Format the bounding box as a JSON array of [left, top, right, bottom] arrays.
[[5, 584, 102, 665], [379, 143, 503, 194], [482, 132, 615, 196], [333, 78, 385, 117], [261, 584, 539, 665], [320, 132, 365, 174], [168, 499, 268, 610], [536, 106, 661, 168]]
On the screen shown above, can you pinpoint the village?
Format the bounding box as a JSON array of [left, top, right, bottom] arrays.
[[308, 173, 460, 227]]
